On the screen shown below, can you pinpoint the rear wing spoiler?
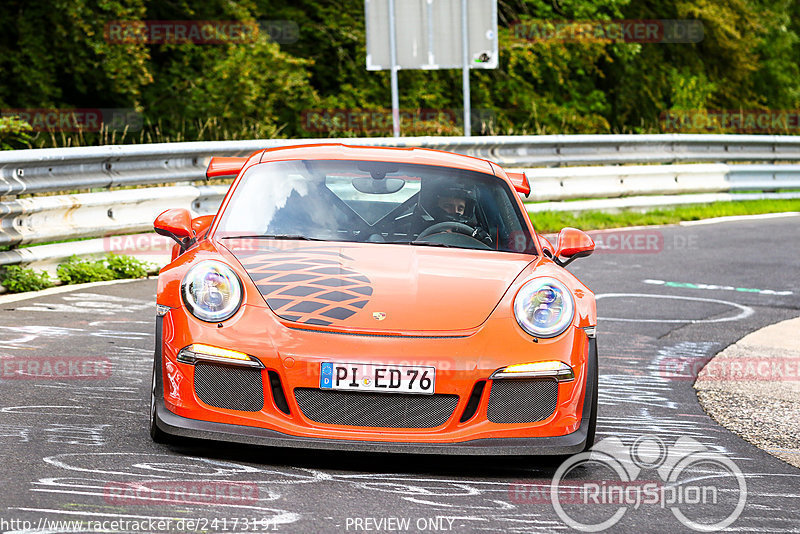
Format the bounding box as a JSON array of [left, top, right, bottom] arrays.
[[506, 171, 530, 196], [206, 157, 247, 179]]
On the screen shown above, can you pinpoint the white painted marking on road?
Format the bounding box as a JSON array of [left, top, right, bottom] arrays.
[[0, 405, 89, 415], [89, 329, 151, 340], [0, 277, 146, 304], [43, 452, 273, 479], [34, 384, 138, 394], [402, 496, 516, 510], [596, 293, 754, 323], [0, 424, 31, 442], [15, 292, 152, 315], [63, 293, 148, 303], [45, 424, 110, 446], [88, 320, 151, 327], [680, 212, 800, 226], [0, 405, 135, 416], [0, 325, 84, 349]]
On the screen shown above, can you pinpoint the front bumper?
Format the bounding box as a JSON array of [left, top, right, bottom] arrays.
[[152, 311, 598, 455], [153, 396, 591, 455]]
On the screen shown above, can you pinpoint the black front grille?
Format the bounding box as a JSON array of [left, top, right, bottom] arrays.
[[487, 379, 558, 423], [268, 370, 290, 415], [294, 388, 459, 428], [194, 363, 264, 412], [460, 380, 486, 423]]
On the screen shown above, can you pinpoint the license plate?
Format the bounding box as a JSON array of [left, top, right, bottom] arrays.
[[320, 362, 435, 395]]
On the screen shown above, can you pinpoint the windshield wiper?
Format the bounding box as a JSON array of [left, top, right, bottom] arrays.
[[220, 234, 325, 241], [392, 240, 456, 248]]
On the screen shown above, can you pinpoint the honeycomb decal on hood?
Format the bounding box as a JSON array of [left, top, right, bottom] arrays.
[[231, 246, 373, 326]]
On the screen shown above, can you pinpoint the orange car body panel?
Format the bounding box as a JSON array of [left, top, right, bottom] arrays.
[[154, 144, 597, 451]]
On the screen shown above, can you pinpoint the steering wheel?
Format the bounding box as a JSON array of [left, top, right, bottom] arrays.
[[415, 222, 491, 247], [416, 221, 474, 240]]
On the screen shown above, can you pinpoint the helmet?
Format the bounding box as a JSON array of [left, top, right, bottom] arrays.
[[428, 182, 477, 224]]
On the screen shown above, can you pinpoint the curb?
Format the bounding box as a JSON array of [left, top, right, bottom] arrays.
[[695, 316, 800, 469], [0, 276, 156, 304]]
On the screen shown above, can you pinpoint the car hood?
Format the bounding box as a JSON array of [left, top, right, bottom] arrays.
[[224, 240, 534, 332]]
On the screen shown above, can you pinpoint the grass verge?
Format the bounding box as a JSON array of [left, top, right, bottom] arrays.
[[529, 199, 800, 233]]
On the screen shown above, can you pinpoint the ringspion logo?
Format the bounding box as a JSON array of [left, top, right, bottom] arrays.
[[544, 435, 746, 531]]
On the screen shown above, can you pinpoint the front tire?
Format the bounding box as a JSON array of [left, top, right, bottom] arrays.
[[149, 360, 171, 444], [581, 341, 599, 452]]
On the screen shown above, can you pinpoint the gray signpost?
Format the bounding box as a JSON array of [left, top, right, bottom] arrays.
[[365, 0, 498, 137]]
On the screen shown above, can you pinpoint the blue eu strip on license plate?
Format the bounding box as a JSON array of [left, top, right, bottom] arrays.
[[319, 362, 435, 395]]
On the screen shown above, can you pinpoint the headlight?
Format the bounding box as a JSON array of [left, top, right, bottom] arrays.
[[513, 277, 575, 338], [181, 260, 243, 322]]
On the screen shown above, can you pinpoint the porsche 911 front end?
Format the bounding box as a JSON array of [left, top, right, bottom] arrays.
[[150, 144, 598, 455]]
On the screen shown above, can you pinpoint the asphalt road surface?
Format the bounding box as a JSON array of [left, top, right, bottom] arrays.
[[1, 215, 798, 533]]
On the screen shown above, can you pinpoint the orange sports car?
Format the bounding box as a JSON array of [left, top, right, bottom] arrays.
[[150, 144, 598, 455]]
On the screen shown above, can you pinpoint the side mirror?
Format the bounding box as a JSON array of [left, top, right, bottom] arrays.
[[154, 209, 195, 253], [537, 234, 555, 258], [554, 227, 594, 267], [191, 215, 215, 239]]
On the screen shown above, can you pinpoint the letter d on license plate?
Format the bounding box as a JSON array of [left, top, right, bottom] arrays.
[[320, 362, 435, 394]]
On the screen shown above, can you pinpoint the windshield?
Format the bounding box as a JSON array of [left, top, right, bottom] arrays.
[[215, 159, 537, 254]]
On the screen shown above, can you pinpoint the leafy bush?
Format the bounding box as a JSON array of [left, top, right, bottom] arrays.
[[0, 116, 33, 150], [106, 254, 152, 279], [0, 265, 54, 293], [57, 255, 153, 285], [57, 256, 117, 284]]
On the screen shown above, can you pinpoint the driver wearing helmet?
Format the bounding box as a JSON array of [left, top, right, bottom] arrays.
[[432, 184, 472, 223], [416, 181, 493, 245]]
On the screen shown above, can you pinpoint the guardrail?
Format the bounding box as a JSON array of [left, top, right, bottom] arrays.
[[4, 134, 800, 195], [1, 134, 799, 278]]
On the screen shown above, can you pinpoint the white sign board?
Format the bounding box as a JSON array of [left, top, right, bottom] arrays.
[[366, 0, 498, 71]]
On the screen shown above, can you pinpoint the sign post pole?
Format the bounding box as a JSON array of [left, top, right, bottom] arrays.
[[388, 0, 401, 137], [461, 0, 471, 137], [365, 0, 496, 138]]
